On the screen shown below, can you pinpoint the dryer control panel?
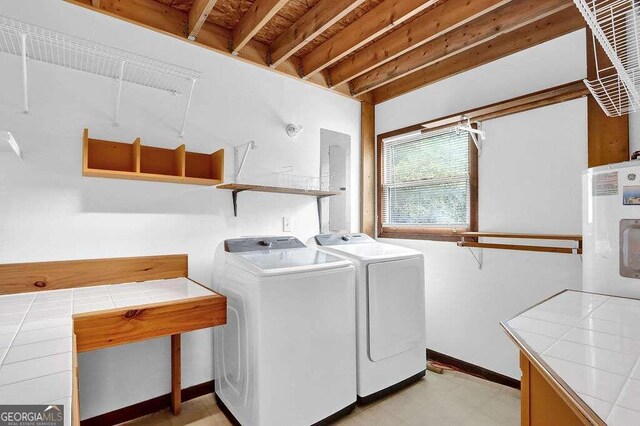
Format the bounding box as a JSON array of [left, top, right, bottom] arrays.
[[225, 236, 306, 252], [314, 233, 374, 246]]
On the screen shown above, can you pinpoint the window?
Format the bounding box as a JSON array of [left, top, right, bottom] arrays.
[[378, 126, 477, 240]]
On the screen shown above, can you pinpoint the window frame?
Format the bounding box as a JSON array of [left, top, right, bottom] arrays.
[[376, 124, 478, 242]]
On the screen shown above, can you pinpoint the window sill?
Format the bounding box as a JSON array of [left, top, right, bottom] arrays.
[[378, 228, 471, 242]]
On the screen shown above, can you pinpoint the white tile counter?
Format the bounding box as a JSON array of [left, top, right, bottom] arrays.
[[0, 278, 215, 425], [505, 290, 640, 425]]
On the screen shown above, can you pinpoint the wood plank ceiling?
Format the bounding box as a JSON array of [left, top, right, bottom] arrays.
[[70, 0, 585, 104]]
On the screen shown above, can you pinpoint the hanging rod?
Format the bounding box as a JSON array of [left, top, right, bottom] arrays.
[[457, 232, 582, 255]]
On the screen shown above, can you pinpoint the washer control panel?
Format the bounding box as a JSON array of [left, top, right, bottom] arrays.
[[314, 233, 373, 246], [225, 236, 306, 252]]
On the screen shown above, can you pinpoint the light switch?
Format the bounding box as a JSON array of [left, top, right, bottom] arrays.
[[283, 216, 292, 232]]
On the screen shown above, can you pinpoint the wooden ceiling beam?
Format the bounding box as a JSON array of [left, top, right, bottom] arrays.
[[93, 0, 188, 36], [230, 0, 289, 55], [300, 0, 439, 78], [351, 0, 575, 95], [188, 0, 218, 40], [66, 0, 351, 97], [268, 0, 367, 68], [370, 7, 585, 104], [327, 0, 512, 88]]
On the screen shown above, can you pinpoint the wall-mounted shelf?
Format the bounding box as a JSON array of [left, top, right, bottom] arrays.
[[218, 183, 340, 198], [572, 0, 640, 116], [82, 129, 223, 185], [0, 16, 201, 134], [457, 232, 583, 269], [217, 183, 341, 231]]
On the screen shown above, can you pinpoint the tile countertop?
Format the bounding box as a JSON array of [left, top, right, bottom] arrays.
[[503, 290, 640, 425], [0, 277, 215, 425]]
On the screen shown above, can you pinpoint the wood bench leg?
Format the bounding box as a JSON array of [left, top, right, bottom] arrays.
[[171, 334, 181, 415]]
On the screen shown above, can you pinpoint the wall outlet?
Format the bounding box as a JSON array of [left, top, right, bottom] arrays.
[[282, 216, 292, 232]]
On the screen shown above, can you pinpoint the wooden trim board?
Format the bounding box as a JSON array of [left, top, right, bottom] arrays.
[[427, 348, 521, 390], [360, 100, 375, 237], [418, 81, 589, 133], [0, 254, 188, 295], [73, 294, 227, 352], [73, 333, 80, 426]]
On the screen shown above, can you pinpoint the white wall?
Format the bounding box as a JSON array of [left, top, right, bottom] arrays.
[[376, 30, 588, 379], [0, 1, 360, 419]]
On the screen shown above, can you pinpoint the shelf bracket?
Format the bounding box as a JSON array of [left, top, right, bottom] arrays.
[[466, 246, 483, 270], [114, 60, 126, 126], [317, 196, 323, 234], [179, 78, 196, 137], [470, 132, 482, 157], [21, 33, 28, 114], [231, 189, 246, 217], [456, 116, 485, 157]]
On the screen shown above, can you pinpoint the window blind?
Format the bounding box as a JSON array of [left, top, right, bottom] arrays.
[[382, 128, 470, 227]]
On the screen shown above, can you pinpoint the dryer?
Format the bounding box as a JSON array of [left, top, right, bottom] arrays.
[[309, 233, 426, 403], [213, 236, 356, 426]]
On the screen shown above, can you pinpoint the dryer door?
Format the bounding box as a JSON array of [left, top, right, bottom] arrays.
[[367, 257, 426, 362]]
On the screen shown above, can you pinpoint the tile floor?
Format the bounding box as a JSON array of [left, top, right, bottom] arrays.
[[121, 369, 520, 426]]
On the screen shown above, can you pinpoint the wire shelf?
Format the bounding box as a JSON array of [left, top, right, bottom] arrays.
[[0, 15, 200, 95], [585, 70, 640, 115], [573, 0, 640, 116]]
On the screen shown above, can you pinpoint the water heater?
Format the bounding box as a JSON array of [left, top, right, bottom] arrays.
[[583, 161, 640, 297]]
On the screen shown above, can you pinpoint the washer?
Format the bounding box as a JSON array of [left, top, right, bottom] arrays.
[[309, 233, 426, 403], [213, 236, 356, 426]]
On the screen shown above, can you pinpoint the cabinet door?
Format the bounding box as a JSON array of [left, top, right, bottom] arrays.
[[520, 352, 591, 426]]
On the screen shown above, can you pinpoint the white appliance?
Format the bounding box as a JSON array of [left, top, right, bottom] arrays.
[[308, 233, 426, 403], [583, 161, 640, 297], [213, 236, 357, 426]]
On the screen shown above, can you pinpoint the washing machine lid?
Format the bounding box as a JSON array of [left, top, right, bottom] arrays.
[[314, 234, 421, 262], [225, 237, 351, 276]]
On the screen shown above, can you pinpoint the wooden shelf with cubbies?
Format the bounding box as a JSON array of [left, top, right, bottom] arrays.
[[82, 129, 224, 185]]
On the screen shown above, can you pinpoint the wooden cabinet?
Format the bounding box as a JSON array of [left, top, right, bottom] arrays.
[[519, 351, 602, 426], [82, 129, 224, 185]]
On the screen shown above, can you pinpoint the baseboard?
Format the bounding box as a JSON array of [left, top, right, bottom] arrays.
[[427, 349, 521, 390], [80, 380, 215, 425]]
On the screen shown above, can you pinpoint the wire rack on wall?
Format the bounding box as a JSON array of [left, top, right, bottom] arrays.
[[573, 0, 640, 116], [0, 15, 202, 135], [585, 71, 640, 115]]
